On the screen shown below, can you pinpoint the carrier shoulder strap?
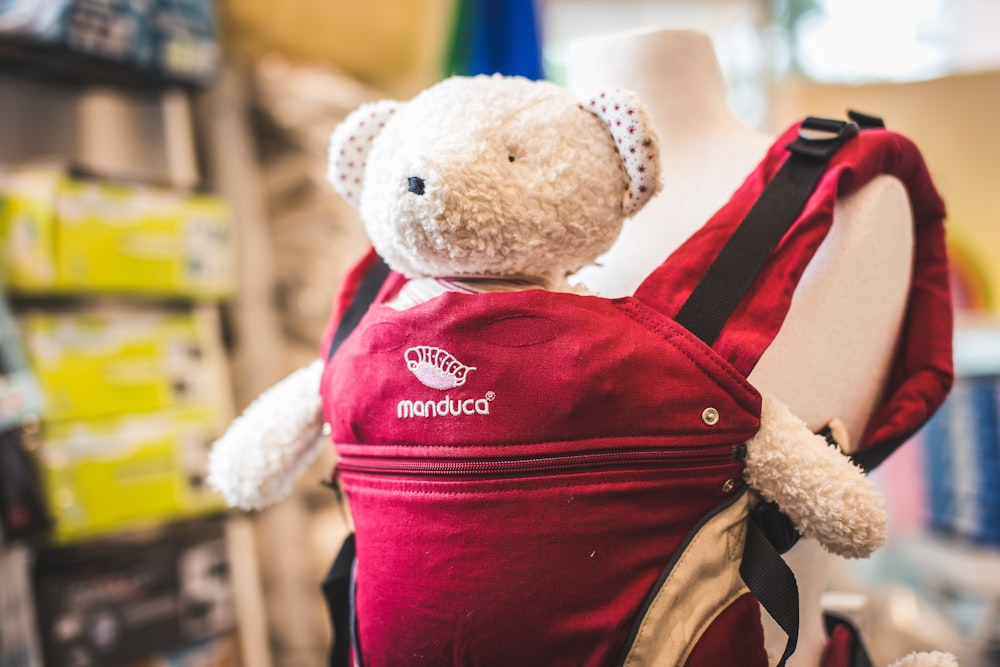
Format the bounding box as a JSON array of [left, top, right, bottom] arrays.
[[637, 113, 883, 667], [672, 116, 861, 346], [326, 254, 392, 361], [714, 119, 856, 667], [321, 533, 356, 667], [634, 112, 951, 468]]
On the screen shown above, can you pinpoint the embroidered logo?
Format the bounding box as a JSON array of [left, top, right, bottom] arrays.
[[397, 392, 496, 419], [404, 346, 475, 390], [398, 347, 494, 419]]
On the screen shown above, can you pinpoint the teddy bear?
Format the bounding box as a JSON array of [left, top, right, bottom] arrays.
[[207, 74, 956, 667]]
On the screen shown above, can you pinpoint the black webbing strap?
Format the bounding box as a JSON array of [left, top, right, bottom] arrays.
[[320, 257, 389, 665], [851, 432, 906, 472], [674, 117, 860, 346], [741, 512, 800, 667], [327, 255, 392, 360], [322, 532, 357, 667]]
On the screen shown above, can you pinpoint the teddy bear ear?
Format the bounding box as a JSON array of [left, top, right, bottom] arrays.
[[328, 99, 401, 208], [579, 89, 661, 216]]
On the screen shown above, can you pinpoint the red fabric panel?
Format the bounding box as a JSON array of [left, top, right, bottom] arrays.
[[342, 462, 745, 666], [324, 288, 758, 665], [322, 290, 760, 451], [634, 123, 952, 454], [685, 592, 768, 667], [821, 624, 854, 667]]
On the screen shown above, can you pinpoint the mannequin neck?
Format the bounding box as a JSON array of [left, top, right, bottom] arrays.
[[565, 27, 773, 299], [566, 29, 749, 146]]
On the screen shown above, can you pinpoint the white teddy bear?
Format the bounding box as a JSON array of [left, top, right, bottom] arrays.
[[208, 74, 954, 667]]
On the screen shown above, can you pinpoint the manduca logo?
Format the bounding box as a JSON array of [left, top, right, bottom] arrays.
[[399, 346, 495, 419], [405, 346, 475, 389], [397, 391, 496, 419]]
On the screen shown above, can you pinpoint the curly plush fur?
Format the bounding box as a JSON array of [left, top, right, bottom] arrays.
[[889, 652, 958, 667], [329, 75, 660, 285], [207, 360, 325, 510], [745, 392, 887, 558]]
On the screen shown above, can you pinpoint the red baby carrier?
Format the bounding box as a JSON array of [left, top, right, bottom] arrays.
[[318, 114, 952, 667]]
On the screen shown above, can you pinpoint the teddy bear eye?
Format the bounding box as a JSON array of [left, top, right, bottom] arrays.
[[508, 155, 515, 162]]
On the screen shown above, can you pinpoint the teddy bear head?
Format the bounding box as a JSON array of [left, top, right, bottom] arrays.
[[328, 74, 661, 284]]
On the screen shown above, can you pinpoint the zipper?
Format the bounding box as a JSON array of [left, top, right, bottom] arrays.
[[335, 444, 746, 479]]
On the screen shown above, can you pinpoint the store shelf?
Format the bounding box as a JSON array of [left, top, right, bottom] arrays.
[[0, 35, 204, 90], [0, 18, 264, 664]]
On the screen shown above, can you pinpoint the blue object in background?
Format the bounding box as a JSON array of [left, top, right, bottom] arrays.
[[0, 297, 44, 433], [446, 0, 543, 80], [923, 376, 1000, 545]]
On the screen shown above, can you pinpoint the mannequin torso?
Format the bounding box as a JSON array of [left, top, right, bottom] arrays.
[[566, 28, 914, 667]]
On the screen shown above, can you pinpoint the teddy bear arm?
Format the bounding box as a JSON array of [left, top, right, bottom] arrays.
[[887, 652, 959, 667], [742, 392, 888, 559], [208, 359, 327, 510]]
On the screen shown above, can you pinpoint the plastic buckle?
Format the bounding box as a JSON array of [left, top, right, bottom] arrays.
[[786, 116, 859, 160], [847, 109, 885, 130]]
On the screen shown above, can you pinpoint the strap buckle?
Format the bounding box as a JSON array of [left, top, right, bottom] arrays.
[[847, 109, 885, 130], [786, 116, 859, 160]]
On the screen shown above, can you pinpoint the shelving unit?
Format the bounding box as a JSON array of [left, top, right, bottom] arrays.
[[0, 5, 271, 666]]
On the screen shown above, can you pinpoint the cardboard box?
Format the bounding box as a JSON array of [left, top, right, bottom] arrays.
[[0, 167, 235, 299], [39, 406, 227, 543], [18, 305, 231, 423], [33, 517, 236, 667]]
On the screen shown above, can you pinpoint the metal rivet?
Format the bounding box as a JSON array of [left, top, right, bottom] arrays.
[[722, 479, 736, 494], [702, 407, 720, 426]]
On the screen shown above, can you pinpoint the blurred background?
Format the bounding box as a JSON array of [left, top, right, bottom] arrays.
[[0, 1, 999, 666]]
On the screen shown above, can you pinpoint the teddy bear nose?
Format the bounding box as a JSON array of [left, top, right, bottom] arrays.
[[407, 176, 426, 195]]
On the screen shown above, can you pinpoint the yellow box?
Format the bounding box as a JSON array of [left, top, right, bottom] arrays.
[[0, 166, 235, 299], [39, 406, 228, 543], [18, 305, 232, 423]]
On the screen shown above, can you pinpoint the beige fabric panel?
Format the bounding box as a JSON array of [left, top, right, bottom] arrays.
[[622, 491, 752, 667]]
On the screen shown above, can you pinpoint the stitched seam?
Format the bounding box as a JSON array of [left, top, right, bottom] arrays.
[[624, 516, 702, 667], [623, 502, 748, 667], [679, 585, 752, 666], [621, 299, 756, 397], [622, 300, 744, 386], [336, 430, 752, 447], [340, 474, 742, 499], [620, 301, 760, 412], [624, 503, 745, 667], [336, 431, 755, 451]]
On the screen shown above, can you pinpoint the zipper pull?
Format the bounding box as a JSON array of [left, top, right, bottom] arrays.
[[326, 461, 346, 490], [325, 464, 353, 529]]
